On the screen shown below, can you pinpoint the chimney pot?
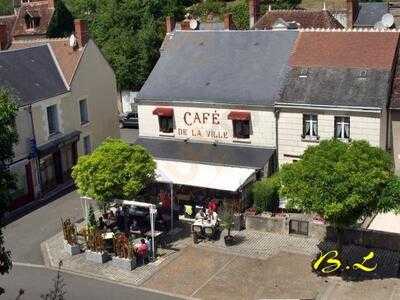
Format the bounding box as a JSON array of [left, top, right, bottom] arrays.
[[249, 0, 260, 28], [166, 16, 175, 33], [224, 13, 235, 30], [74, 19, 88, 48]]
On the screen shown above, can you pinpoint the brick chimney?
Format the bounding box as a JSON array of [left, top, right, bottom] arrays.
[[74, 19, 88, 48], [249, 0, 260, 28], [166, 16, 175, 33], [0, 24, 7, 50], [224, 13, 235, 30], [346, 0, 358, 28], [48, 0, 55, 9]]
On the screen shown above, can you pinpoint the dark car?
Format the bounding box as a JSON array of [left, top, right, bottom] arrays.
[[119, 112, 138, 128]]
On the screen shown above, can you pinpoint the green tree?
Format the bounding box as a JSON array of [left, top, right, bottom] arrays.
[[47, 0, 74, 38], [67, 0, 188, 90], [72, 138, 156, 211], [0, 0, 13, 16], [87, 205, 96, 228], [225, 0, 249, 29], [0, 88, 18, 295], [279, 139, 400, 246], [250, 175, 280, 213]]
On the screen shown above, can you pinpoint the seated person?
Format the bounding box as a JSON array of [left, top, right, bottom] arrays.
[[207, 198, 218, 213], [108, 210, 116, 221], [136, 239, 148, 265], [205, 209, 218, 224], [195, 207, 207, 220]]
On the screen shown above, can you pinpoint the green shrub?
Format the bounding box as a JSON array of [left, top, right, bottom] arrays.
[[251, 175, 280, 213], [88, 205, 96, 228], [225, 0, 249, 29], [189, 0, 225, 19]]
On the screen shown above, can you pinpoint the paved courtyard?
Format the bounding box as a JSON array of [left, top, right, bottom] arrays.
[[143, 246, 330, 299]]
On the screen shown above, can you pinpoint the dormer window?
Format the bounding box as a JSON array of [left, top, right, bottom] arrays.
[[25, 11, 40, 29], [299, 68, 311, 78]]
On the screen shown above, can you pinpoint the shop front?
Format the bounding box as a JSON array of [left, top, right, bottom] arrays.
[[36, 131, 80, 193], [136, 137, 276, 221]]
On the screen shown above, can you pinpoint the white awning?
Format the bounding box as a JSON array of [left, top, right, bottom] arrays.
[[155, 159, 256, 192]]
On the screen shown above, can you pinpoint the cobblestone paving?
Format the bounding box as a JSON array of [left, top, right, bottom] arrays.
[[195, 230, 325, 259], [43, 232, 183, 286]]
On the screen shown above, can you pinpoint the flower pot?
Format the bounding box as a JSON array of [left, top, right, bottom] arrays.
[[224, 235, 235, 246]]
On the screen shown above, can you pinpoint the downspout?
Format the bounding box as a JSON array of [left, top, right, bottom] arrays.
[[27, 104, 42, 198], [274, 107, 280, 172]]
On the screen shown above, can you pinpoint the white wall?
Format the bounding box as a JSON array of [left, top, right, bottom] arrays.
[[278, 109, 383, 165], [138, 104, 276, 148]]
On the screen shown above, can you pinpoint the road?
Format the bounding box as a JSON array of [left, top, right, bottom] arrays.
[[120, 127, 139, 144], [2, 265, 179, 300], [3, 191, 95, 265], [2, 189, 181, 300]]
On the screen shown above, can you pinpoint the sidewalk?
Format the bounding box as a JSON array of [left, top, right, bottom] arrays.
[[41, 226, 192, 287]]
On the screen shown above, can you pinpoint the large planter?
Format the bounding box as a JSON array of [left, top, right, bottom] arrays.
[[85, 250, 111, 264], [111, 256, 136, 271], [64, 240, 81, 256]]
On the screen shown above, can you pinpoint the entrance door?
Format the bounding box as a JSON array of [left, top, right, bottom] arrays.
[[40, 154, 57, 192]]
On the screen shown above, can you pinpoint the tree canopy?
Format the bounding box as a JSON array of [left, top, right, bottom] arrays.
[[279, 139, 400, 228], [71, 138, 156, 210], [65, 0, 192, 90], [47, 0, 74, 38], [0, 88, 18, 294]]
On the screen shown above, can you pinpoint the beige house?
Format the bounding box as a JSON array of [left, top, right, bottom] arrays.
[[5, 20, 119, 211]]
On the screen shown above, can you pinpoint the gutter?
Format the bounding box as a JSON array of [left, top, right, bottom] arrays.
[[274, 102, 382, 113]]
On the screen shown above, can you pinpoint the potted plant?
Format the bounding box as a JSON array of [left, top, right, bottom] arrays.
[[221, 206, 235, 246]]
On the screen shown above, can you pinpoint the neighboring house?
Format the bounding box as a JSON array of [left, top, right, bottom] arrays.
[[4, 20, 119, 211], [0, 0, 64, 49], [253, 9, 344, 30], [13, 0, 55, 40], [134, 24, 400, 201], [347, 0, 390, 28]]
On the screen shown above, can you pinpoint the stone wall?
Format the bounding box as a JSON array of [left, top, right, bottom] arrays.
[[245, 214, 400, 251]]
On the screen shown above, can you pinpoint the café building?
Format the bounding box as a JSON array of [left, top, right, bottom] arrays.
[[135, 30, 298, 210], [136, 25, 400, 212]]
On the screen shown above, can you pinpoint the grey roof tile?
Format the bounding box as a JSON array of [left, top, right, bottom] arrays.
[[279, 67, 391, 108], [355, 2, 389, 27], [137, 31, 298, 107], [136, 137, 275, 169], [0, 45, 68, 106]]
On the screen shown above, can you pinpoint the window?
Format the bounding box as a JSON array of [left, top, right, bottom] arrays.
[[335, 116, 350, 140], [24, 15, 40, 29], [158, 116, 173, 133], [233, 120, 250, 139], [289, 220, 309, 236], [302, 114, 318, 139], [83, 135, 91, 154], [47, 105, 59, 135], [79, 99, 89, 124]]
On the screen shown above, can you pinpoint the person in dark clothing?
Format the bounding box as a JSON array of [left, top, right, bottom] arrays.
[[97, 217, 105, 230]]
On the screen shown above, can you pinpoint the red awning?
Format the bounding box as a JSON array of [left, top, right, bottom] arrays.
[[153, 107, 173, 117], [227, 111, 250, 121]]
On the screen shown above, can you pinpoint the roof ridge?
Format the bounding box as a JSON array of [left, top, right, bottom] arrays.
[[299, 28, 400, 32], [13, 37, 69, 43]]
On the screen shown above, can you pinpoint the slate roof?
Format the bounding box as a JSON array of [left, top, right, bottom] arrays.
[[0, 45, 68, 106], [279, 67, 391, 108], [290, 31, 399, 70], [137, 30, 298, 107], [136, 137, 275, 169], [254, 10, 343, 29], [11, 38, 85, 84], [354, 2, 389, 27]]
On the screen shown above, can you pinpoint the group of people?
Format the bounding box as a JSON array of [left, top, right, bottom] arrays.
[[195, 198, 219, 224]]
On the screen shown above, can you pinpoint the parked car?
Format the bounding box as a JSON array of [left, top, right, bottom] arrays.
[[119, 112, 138, 128]]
